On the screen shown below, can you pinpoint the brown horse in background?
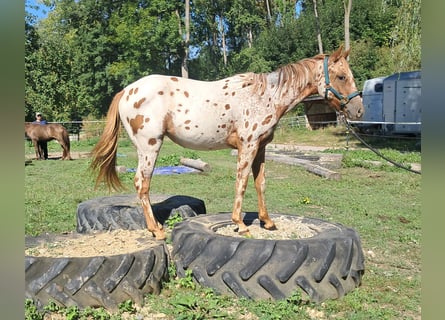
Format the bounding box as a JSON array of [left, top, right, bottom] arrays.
[[25, 123, 72, 160]]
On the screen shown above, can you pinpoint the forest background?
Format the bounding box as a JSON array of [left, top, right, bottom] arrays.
[[25, 0, 421, 123]]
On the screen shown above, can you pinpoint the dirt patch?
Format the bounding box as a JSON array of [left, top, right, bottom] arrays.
[[25, 229, 159, 258], [215, 215, 319, 240], [26, 215, 320, 258], [25, 151, 91, 160]]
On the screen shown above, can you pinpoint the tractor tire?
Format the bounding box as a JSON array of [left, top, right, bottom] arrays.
[[25, 233, 168, 310], [76, 194, 206, 233], [171, 212, 365, 302]]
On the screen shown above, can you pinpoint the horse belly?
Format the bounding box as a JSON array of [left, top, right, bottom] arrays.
[[167, 119, 232, 151]]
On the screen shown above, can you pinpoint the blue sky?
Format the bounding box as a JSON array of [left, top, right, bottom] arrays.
[[25, 0, 50, 21]]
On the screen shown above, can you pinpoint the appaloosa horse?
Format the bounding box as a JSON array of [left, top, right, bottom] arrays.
[[91, 46, 364, 240], [25, 123, 72, 160]]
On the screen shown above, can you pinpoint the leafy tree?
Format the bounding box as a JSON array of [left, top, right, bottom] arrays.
[[389, 0, 421, 71], [25, 0, 421, 120]]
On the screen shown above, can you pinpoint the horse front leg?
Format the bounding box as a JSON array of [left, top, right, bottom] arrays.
[[231, 146, 257, 236], [252, 146, 276, 230], [33, 140, 42, 160]]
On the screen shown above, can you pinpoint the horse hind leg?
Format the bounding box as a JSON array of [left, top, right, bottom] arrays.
[[61, 143, 72, 160], [134, 142, 165, 240], [252, 147, 276, 230]]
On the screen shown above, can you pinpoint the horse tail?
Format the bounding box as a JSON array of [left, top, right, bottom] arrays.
[[90, 90, 125, 191]]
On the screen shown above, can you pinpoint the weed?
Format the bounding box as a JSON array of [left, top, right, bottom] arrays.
[[177, 269, 196, 290], [299, 196, 312, 204], [118, 299, 136, 313], [25, 299, 44, 320], [165, 211, 184, 229]]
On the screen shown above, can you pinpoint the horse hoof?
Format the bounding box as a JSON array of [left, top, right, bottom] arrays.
[[264, 223, 278, 231], [238, 229, 252, 238], [152, 230, 167, 241]]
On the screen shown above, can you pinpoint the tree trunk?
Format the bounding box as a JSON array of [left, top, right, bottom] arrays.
[[219, 15, 227, 66], [344, 0, 352, 59], [313, 0, 323, 54], [178, 1, 190, 78], [265, 0, 272, 25]]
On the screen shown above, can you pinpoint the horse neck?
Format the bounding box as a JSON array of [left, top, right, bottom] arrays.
[[266, 58, 321, 115]]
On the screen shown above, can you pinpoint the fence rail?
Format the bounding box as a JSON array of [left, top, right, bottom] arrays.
[[27, 117, 421, 142]]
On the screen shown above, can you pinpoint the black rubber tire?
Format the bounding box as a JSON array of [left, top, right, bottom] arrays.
[[25, 233, 169, 310], [76, 194, 206, 233], [171, 212, 365, 302]]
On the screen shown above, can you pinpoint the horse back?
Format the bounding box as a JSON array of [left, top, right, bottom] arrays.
[[25, 123, 69, 143]]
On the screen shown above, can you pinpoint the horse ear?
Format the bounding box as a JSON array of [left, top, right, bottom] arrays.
[[330, 45, 344, 62], [342, 48, 351, 59]]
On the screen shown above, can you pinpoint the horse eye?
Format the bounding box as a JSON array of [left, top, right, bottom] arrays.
[[338, 75, 346, 81]]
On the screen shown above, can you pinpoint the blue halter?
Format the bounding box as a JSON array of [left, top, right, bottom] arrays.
[[323, 55, 361, 109]]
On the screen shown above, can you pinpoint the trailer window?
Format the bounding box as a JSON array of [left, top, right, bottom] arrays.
[[374, 83, 383, 92]]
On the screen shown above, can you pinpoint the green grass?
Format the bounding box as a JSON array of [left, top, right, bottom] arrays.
[[25, 125, 421, 319]]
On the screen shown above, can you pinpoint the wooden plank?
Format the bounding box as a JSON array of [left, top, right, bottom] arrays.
[[265, 154, 341, 180]]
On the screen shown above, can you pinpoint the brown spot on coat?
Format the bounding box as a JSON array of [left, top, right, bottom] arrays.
[[231, 92, 236, 96], [225, 104, 230, 110], [133, 97, 146, 109], [129, 88, 134, 95], [145, 117, 150, 123], [247, 135, 253, 142], [148, 138, 157, 145], [184, 91, 189, 98], [262, 114, 273, 125], [134, 87, 139, 94], [171, 77, 179, 82], [245, 121, 249, 128], [252, 123, 258, 131], [129, 114, 145, 135], [158, 91, 164, 95], [184, 120, 191, 124]]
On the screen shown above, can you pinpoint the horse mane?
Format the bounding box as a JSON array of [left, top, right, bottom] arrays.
[[246, 54, 325, 96]]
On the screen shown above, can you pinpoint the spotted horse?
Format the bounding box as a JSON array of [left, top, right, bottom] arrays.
[[90, 46, 364, 240]]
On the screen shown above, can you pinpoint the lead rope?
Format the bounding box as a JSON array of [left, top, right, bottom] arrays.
[[344, 120, 421, 175]]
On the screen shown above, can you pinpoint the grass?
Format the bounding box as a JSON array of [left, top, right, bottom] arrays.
[[25, 124, 421, 319]]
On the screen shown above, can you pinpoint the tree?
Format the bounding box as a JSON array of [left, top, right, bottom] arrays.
[[343, 0, 352, 53], [313, 0, 323, 54], [390, 0, 421, 71], [179, 0, 190, 78]]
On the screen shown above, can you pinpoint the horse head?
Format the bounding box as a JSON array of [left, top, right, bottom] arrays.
[[317, 46, 364, 121]]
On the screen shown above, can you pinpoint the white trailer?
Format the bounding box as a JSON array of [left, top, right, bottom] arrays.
[[358, 71, 421, 135]]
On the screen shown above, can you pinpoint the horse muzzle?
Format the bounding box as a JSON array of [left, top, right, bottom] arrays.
[[343, 95, 364, 121]]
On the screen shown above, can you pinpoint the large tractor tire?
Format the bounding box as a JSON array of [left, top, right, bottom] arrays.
[[76, 194, 206, 233], [171, 212, 365, 302], [25, 233, 168, 311]]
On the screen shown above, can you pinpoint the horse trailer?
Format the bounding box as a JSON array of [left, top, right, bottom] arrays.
[[357, 71, 421, 135]]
